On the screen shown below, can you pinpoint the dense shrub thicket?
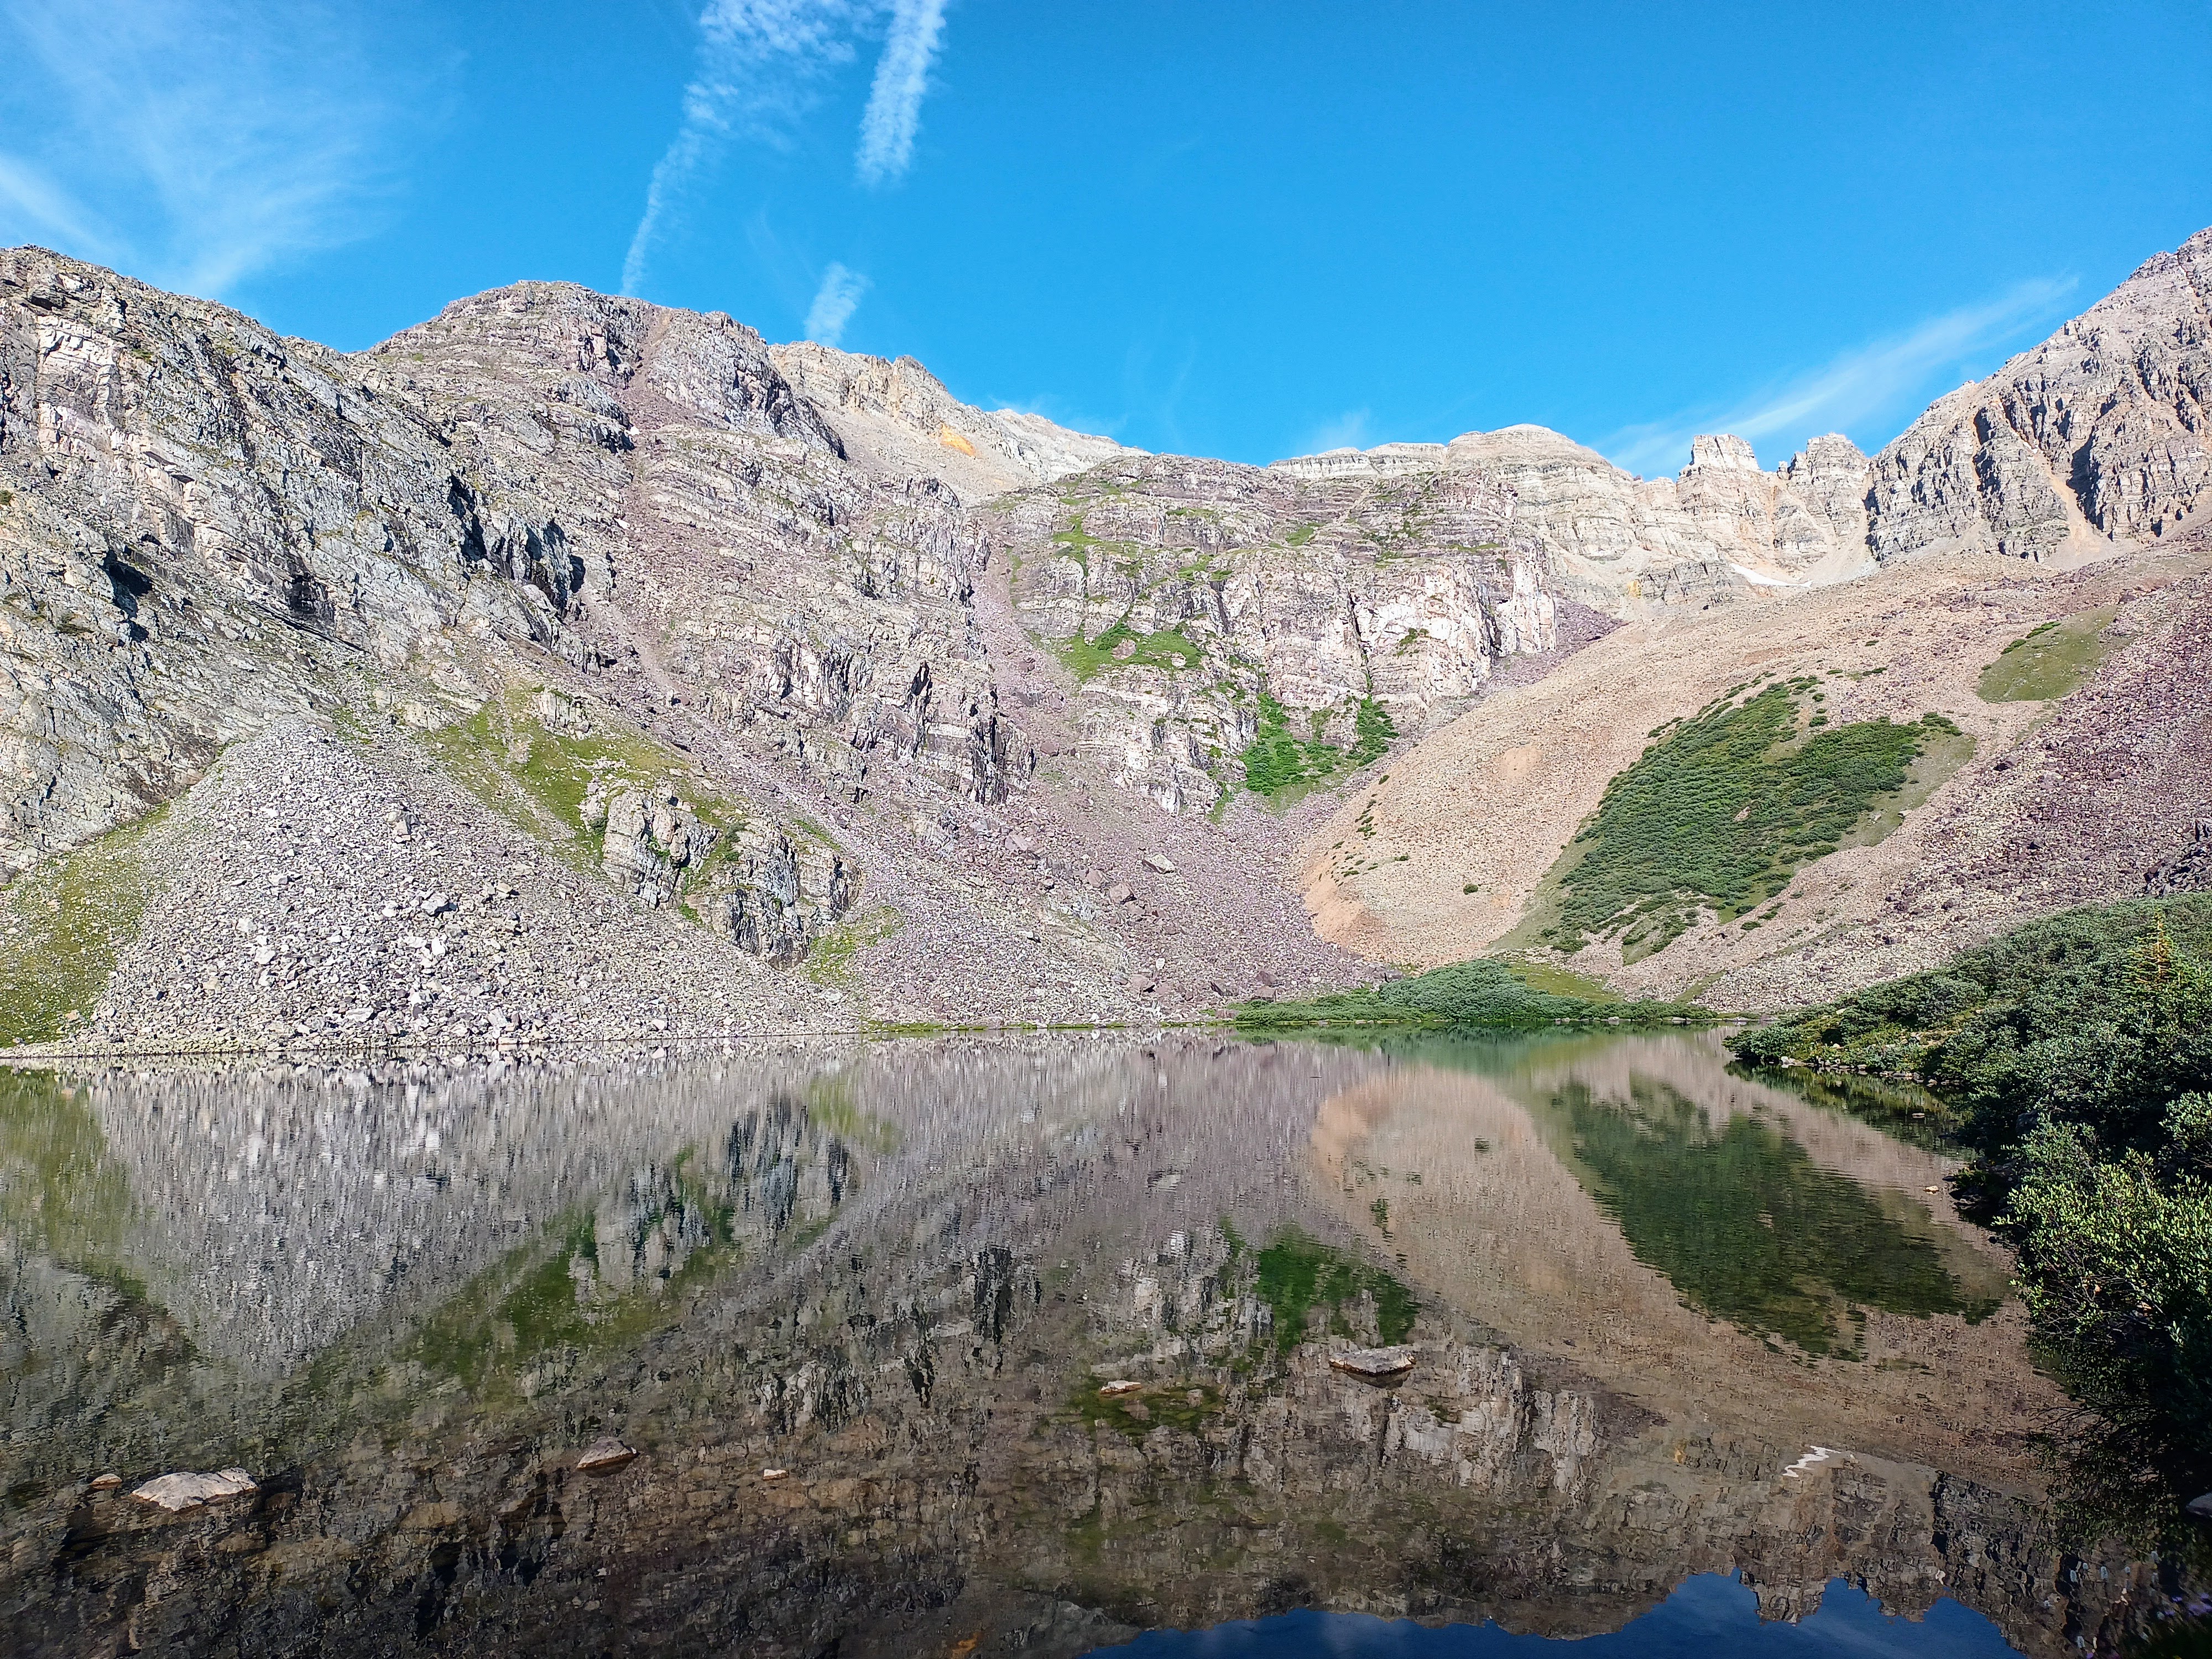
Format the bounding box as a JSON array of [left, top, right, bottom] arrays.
[[1549, 683, 1941, 958], [1234, 958, 1705, 1034], [1733, 895, 2212, 1546], [1240, 692, 1395, 796]]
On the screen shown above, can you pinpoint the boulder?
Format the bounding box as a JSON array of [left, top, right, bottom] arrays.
[[132, 1468, 258, 1511], [576, 1437, 638, 1473], [1328, 1346, 1417, 1381]]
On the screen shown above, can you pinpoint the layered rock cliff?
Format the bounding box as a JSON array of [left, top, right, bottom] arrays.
[[5, 224, 2212, 1048], [1276, 224, 2212, 609], [1869, 226, 2212, 562], [0, 247, 1500, 1045], [978, 452, 1573, 813], [1276, 425, 1878, 613]]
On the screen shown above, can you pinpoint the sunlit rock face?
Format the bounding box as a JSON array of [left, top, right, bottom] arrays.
[[0, 1035, 2168, 1656], [1273, 426, 1878, 617], [0, 253, 1020, 878], [1870, 227, 2212, 564], [768, 340, 1135, 503], [987, 453, 1564, 812]]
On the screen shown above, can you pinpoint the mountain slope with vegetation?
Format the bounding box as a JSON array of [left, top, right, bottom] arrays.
[[1300, 533, 2212, 1011], [1, 221, 2210, 1051]]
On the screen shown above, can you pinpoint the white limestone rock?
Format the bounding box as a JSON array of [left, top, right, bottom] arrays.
[[132, 1467, 257, 1511]]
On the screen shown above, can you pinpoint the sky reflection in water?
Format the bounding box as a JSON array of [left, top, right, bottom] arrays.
[[1098, 1575, 2018, 1657]]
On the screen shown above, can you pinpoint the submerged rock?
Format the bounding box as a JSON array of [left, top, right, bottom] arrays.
[[1328, 1345, 1417, 1381], [131, 1468, 257, 1511], [576, 1438, 638, 1473]]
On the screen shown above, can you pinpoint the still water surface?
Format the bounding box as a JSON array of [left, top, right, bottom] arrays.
[[0, 1032, 2124, 1656]]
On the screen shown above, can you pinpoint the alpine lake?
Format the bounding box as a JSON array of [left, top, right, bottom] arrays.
[[0, 1031, 2153, 1657]]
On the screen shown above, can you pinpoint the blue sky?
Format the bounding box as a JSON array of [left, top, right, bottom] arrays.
[[2, 1, 2207, 476]]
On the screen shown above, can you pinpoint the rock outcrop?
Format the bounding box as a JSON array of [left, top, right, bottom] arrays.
[[769, 339, 1134, 501], [984, 452, 1564, 812], [1870, 227, 2212, 564], [1275, 425, 1877, 614]]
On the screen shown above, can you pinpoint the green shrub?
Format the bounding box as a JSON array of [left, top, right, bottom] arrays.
[[1240, 692, 1392, 797], [1552, 685, 1931, 958], [1234, 957, 1705, 1035]]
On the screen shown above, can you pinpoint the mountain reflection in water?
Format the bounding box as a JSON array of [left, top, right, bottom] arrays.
[[0, 1034, 2164, 1657]]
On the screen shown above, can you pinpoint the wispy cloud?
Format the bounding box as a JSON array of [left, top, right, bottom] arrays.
[[803, 261, 870, 345], [855, 0, 948, 187], [625, 0, 957, 291], [0, 0, 418, 297], [1297, 408, 1375, 455], [623, 0, 862, 295], [0, 154, 121, 261], [1598, 276, 2079, 478]]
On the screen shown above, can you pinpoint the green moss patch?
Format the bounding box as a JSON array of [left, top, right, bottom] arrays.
[[1234, 958, 1704, 1035], [1541, 684, 1941, 959], [1051, 617, 1206, 682], [417, 688, 750, 875], [805, 904, 902, 993], [1977, 608, 2114, 703], [0, 807, 167, 1048], [1246, 1226, 1416, 1352]]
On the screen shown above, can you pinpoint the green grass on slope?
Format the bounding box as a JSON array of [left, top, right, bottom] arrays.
[[1051, 617, 1207, 682], [415, 690, 788, 922], [0, 807, 167, 1048], [1977, 608, 2115, 703], [804, 905, 902, 994], [1233, 957, 1706, 1035], [1241, 692, 1395, 797], [418, 689, 738, 869], [1540, 682, 1946, 961], [1731, 895, 2212, 1550]]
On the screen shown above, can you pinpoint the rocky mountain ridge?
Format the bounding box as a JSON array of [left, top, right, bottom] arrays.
[[1277, 224, 2212, 611], [3, 222, 2211, 1047], [1274, 426, 1879, 611]]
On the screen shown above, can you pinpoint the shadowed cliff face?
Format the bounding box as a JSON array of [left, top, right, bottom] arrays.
[[0, 1037, 2171, 1656]]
